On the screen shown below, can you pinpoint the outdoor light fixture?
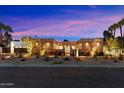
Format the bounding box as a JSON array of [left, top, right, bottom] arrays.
[[36, 43, 38, 46], [59, 46, 63, 49], [85, 42, 89, 46], [46, 42, 50, 46], [72, 46, 75, 49], [96, 42, 100, 46]]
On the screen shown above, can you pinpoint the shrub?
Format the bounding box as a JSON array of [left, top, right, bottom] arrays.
[[44, 57, 50, 61], [63, 57, 70, 61], [75, 57, 81, 62], [1, 57, 5, 60], [83, 52, 90, 56], [54, 55, 59, 58], [114, 59, 118, 62], [52, 61, 63, 64], [104, 55, 108, 59], [97, 52, 104, 56], [118, 54, 123, 60], [36, 55, 40, 59], [18, 54, 22, 58], [21, 58, 26, 61]]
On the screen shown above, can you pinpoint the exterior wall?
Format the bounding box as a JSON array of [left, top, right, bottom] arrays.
[[78, 38, 103, 56], [30, 38, 54, 55], [10, 41, 28, 54]]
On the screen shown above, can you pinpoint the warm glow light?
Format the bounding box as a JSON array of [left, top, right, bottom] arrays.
[[72, 46, 75, 49], [36, 43, 38, 46], [59, 46, 63, 49], [46, 42, 50, 46], [96, 42, 100, 46], [85, 42, 89, 46]]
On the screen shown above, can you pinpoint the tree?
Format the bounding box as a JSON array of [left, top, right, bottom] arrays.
[[3, 31, 12, 46], [108, 26, 113, 36], [119, 18, 124, 37], [22, 36, 33, 55], [104, 37, 119, 56], [112, 23, 117, 38], [3, 25, 13, 46], [0, 23, 4, 46], [103, 30, 111, 38], [0, 23, 13, 47], [103, 30, 113, 44], [117, 21, 123, 38], [116, 19, 124, 52], [63, 39, 69, 42]]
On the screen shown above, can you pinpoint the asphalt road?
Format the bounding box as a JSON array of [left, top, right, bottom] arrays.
[[0, 66, 124, 88]]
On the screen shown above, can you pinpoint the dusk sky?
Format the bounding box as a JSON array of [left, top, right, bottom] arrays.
[[0, 5, 124, 40]]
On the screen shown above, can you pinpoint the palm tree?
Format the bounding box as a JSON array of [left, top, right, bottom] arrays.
[[108, 23, 118, 38], [103, 30, 113, 45], [120, 18, 124, 37], [116, 19, 124, 54], [0, 23, 4, 46], [108, 26, 113, 36], [112, 23, 117, 38], [0, 23, 4, 35], [104, 18, 124, 55], [103, 30, 111, 39], [117, 21, 123, 38]]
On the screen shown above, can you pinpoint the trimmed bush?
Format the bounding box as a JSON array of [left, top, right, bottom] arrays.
[[44, 57, 50, 61], [118, 54, 123, 60], [97, 52, 104, 56], [63, 57, 70, 61], [52, 61, 63, 64], [114, 59, 118, 62], [21, 58, 26, 61], [1, 57, 5, 60], [18, 54, 22, 58]]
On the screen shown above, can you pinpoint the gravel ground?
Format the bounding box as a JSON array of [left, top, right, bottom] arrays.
[[0, 56, 123, 67]]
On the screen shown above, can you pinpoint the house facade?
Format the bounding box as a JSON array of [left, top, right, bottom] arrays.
[[2, 37, 103, 57]]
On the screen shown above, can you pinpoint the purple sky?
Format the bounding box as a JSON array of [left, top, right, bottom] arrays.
[[0, 5, 124, 40]]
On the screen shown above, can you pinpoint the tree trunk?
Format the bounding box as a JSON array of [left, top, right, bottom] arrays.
[[120, 26, 123, 37], [0, 30, 2, 46], [114, 29, 116, 38], [120, 26, 123, 54]]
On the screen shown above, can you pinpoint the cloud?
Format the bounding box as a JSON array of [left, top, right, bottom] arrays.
[[7, 14, 123, 40]]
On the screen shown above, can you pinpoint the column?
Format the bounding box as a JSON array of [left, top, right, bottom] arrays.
[[11, 42, 15, 54], [76, 48, 79, 57]]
